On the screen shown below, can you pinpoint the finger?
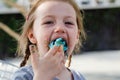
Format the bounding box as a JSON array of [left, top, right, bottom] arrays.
[[54, 45, 64, 57], [58, 46, 66, 65], [58, 45, 64, 56], [29, 45, 39, 70], [54, 45, 65, 64], [47, 45, 60, 56]]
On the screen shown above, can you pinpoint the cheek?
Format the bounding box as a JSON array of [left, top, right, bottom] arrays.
[[34, 27, 50, 45], [68, 30, 78, 54], [33, 21, 51, 55], [36, 35, 49, 57], [70, 30, 78, 43], [37, 34, 49, 47], [35, 30, 51, 56]]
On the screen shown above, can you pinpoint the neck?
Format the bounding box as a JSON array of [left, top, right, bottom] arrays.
[[56, 68, 72, 80]]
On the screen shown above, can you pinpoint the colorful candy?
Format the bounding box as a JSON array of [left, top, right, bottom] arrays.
[[49, 38, 68, 56]]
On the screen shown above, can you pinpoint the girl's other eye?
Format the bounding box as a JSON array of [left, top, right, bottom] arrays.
[[44, 21, 54, 24], [65, 22, 74, 25]]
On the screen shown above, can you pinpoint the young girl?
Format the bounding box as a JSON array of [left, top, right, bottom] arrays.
[[12, 0, 86, 80]]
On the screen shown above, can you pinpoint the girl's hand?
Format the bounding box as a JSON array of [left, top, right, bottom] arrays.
[[29, 45, 65, 80]]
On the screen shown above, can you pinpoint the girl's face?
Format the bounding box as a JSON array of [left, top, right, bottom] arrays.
[[28, 1, 79, 57]]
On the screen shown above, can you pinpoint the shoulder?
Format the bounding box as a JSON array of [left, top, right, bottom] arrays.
[[11, 65, 33, 80], [70, 69, 86, 80]]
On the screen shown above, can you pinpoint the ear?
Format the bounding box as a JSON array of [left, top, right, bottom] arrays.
[[27, 29, 37, 44]]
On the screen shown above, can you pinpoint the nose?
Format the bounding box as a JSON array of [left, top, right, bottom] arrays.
[[54, 24, 66, 33]]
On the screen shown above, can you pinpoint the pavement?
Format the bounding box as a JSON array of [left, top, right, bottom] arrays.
[[70, 50, 120, 80], [1, 50, 120, 80]]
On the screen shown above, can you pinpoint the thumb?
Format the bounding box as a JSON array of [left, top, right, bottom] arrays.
[[29, 45, 39, 70]]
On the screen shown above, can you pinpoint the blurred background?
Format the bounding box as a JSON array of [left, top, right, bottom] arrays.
[[0, 0, 120, 80]]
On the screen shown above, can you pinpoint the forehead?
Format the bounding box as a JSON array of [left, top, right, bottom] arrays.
[[35, 1, 76, 18]]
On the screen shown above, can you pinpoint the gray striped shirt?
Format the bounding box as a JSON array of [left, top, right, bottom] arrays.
[[12, 65, 85, 80]]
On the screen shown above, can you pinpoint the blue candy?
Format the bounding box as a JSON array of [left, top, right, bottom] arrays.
[[49, 38, 68, 53]]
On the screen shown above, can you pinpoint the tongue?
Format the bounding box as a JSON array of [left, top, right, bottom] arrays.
[[49, 38, 68, 53]]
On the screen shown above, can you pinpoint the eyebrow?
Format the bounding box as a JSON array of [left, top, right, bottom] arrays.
[[64, 16, 75, 20], [42, 15, 75, 20], [42, 15, 55, 20]]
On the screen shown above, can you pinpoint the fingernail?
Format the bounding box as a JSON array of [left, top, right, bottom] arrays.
[[29, 45, 36, 54], [60, 45, 63, 50], [58, 45, 63, 52]]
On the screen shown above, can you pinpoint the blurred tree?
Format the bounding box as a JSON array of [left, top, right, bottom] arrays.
[[82, 8, 120, 51], [0, 0, 29, 59], [0, 22, 19, 41], [0, 14, 24, 59]]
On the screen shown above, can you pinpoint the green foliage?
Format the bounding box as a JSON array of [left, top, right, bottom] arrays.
[[82, 8, 120, 51], [0, 14, 24, 59]]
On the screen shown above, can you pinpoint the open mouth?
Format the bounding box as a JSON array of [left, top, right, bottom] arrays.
[[49, 38, 68, 56]]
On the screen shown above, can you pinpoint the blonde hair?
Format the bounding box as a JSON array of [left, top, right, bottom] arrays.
[[18, 0, 86, 67]]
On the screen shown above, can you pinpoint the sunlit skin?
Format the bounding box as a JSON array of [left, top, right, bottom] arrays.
[[28, 1, 79, 80]]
